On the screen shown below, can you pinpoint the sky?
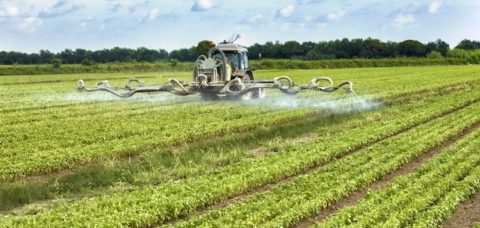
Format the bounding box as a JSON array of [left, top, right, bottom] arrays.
[[0, 0, 479, 53]]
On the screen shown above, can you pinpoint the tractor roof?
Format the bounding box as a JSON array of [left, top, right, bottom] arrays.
[[216, 43, 248, 53]]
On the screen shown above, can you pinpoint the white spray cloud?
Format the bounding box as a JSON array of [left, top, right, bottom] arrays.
[[49, 90, 381, 114], [241, 94, 381, 114], [59, 92, 201, 104]]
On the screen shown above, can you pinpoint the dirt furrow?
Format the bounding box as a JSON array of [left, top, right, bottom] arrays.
[[295, 121, 480, 228], [167, 96, 480, 226], [443, 189, 480, 228]]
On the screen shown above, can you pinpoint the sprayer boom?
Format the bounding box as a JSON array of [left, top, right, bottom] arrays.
[[77, 76, 353, 99], [76, 43, 353, 99]]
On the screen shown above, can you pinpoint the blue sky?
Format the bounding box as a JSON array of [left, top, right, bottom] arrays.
[[0, 0, 479, 53]]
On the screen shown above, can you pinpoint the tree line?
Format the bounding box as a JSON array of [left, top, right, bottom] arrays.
[[1, 38, 479, 65]]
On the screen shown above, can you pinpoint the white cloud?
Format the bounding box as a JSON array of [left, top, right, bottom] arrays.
[[277, 4, 295, 18], [428, 1, 442, 14], [248, 14, 264, 23], [39, 1, 81, 18], [18, 16, 42, 32], [0, 5, 19, 17], [393, 14, 414, 27], [148, 8, 159, 21], [327, 10, 345, 21], [7, 5, 19, 16], [191, 0, 215, 12]]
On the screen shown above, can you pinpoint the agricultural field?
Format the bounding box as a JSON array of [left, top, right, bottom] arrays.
[[1, 65, 480, 227]]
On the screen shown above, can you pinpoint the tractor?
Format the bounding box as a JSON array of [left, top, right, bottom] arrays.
[[77, 41, 353, 99]]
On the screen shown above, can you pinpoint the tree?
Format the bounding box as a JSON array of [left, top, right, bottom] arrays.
[[59, 49, 76, 64], [39, 50, 54, 64], [398, 40, 427, 57], [359, 38, 386, 58], [427, 51, 442, 59], [51, 57, 62, 68], [247, 43, 263, 60], [426, 39, 450, 56], [195, 40, 216, 56], [169, 47, 197, 61], [280, 41, 302, 58], [455, 39, 480, 50], [301, 42, 316, 57], [81, 58, 96, 66]]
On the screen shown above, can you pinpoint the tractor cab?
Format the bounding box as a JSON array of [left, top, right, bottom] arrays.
[[215, 43, 254, 81]]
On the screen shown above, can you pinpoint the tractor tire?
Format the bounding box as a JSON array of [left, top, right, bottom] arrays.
[[252, 88, 266, 99]]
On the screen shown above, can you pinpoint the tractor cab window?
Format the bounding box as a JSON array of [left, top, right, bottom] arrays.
[[226, 52, 239, 69], [240, 52, 249, 69]]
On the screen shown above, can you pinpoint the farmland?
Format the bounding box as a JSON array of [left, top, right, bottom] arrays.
[[1, 65, 480, 227]]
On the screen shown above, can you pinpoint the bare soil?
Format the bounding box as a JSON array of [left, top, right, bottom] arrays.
[[295, 121, 480, 227], [443, 190, 480, 228], [167, 95, 480, 226]]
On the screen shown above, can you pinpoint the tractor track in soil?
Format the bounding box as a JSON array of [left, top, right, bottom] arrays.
[[165, 95, 480, 226], [295, 121, 480, 228], [443, 188, 480, 228]]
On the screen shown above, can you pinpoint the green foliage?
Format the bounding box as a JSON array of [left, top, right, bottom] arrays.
[[2, 67, 480, 226], [181, 103, 480, 227], [0, 58, 470, 76], [195, 40, 215, 56], [250, 58, 466, 70], [399, 40, 427, 57], [50, 57, 62, 68], [169, 59, 178, 67], [455, 39, 480, 50], [81, 58, 96, 66], [448, 49, 480, 63], [1, 38, 477, 65], [426, 39, 450, 56], [319, 128, 480, 227], [427, 51, 443, 59]]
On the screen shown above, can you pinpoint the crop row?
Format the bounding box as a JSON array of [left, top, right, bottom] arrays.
[[1, 66, 479, 109], [4, 69, 479, 181], [2, 68, 476, 149], [2, 78, 480, 226], [173, 102, 480, 227], [0, 105, 313, 181], [281, 66, 480, 98], [3, 77, 476, 126], [317, 126, 480, 227]]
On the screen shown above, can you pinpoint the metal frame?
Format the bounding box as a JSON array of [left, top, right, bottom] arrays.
[[76, 45, 354, 99], [77, 76, 353, 98]]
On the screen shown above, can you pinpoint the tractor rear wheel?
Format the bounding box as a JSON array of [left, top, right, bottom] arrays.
[[252, 88, 265, 99]]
